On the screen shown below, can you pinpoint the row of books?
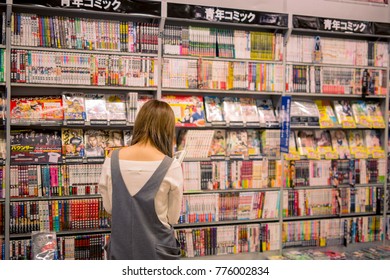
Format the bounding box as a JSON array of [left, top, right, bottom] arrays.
[[12, 13, 159, 53], [286, 158, 386, 188], [9, 164, 103, 198], [176, 223, 279, 258], [163, 25, 284, 60], [0, 166, 4, 198], [282, 217, 383, 248], [11, 50, 158, 86], [283, 187, 380, 218], [8, 233, 110, 260], [0, 203, 3, 236], [9, 199, 111, 234], [162, 58, 284, 91], [177, 129, 280, 159], [286, 35, 389, 67], [291, 99, 385, 129], [290, 129, 385, 160], [179, 192, 280, 224], [182, 160, 282, 191], [286, 65, 387, 95]]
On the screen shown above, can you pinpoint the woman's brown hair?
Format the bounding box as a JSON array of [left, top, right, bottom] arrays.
[[131, 99, 176, 157]]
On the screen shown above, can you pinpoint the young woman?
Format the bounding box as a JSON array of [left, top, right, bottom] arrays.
[[98, 100, 183, 260]]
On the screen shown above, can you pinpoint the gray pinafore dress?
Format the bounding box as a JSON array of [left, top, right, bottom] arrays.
[[106, 149, 181, 260]]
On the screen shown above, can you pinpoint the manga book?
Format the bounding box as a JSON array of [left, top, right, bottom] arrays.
[[330, 130, 351, 159], [11, 129, 62, 164], [31, 231, 57, 260], [0, 92, 4, 120], [84, 129, 106, 158], [351, 100, 370, 128], [314, 130, 333, 156], [222, 97, 243, 124], [0, 131, 5, 159], [239, 97, 259, 124], [39, 96, 63, 121], [104, 130, 124, 155], [348, 130, 367, 158], [62, 92, 86, 121], [11, 97, 44, 121], [256, 99, 278, 126], [106, 93, 127, 122], [295, 130, 316, 156], [123, 130, 133, 147], [366, 101, 385, 128], [204, 96, 224, 123], [315, 100, 337, 128], [61, 128, 85, 158], [208, 129, 226, 156], [227, 130, 248, 156], [162, 95, 206, 127], [246, 129, 261, 156], [290, 100, 319, 126], [333, 100, 355, 128], [84, 93, 108, 121]]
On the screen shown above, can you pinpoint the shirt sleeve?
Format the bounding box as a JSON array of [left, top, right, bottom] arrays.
[[166, 159, 184, 225], [98, 157, 113, 214]]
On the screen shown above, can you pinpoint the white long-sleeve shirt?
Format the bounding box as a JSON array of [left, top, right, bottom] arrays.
[[98, 157, 183, 228]]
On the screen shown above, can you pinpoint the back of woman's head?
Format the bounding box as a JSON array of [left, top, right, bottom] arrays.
[[131, 100, 176, 157]]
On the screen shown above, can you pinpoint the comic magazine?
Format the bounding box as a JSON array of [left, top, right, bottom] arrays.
[[222, 97, 243, 124], [240, 97, 259, 124], [61, 128, 85, 158], [84, 93, 108, 121], [208, 129, 226, 156], [84, 129, 106, 158], [162, 95, 206, 127], [11, 129, 62, 164], [204, 96, 224, 123], [106, 93, 127, 122], [227, 130, 248, 157], [62, 92, 86, 121]]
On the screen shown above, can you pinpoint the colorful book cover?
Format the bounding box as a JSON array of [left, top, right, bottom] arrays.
[[62, 92, 86, 121], [227, 130, 248, 156], [364, 130, 384, 158], [84, 93, 108, 121], [314, 130, 334, 158], [351, 100, 371, 128], [11, 129, 62, 164], [208, 129, 226, 156], [106, 93, 127, 121], [347, 130, 367, 159], [123, 130, 133, 147], [162, 95, 206, 127], [290, 100, 319, 126], [105, 130, 124, 155], [295, 130, 319, 158], [239, 97, 259, 124], [61, 128, 85, 158], [204, 96, 224, 123], [10, 97, 43, 121], [39, 96, 64, 121], [247, 129, 261, 156], [222, 97, 243, 124], [333, 100, 356, 128], [330, 130, 351, 159], [366, 101, 385, 128], [315, 100, 337, 128], [84, 129, 106, 157]]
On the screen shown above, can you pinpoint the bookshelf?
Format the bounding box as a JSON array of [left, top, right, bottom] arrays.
[[0, 1, 390, 260]]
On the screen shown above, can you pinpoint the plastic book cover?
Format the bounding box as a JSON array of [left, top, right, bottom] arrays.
[[106, 93, 127, 121], [247, 129, 261, 156], [61, 128, 85, 157], [222, 97, 243, 123], [11, 129, 62, 164], [31, 231, 57, 260], [366, 101, 385, 128], [105, 130, 124, 152], [364, 130, 384, 158], [123, 130, 133, 147], [330, 130, 351, 159], [348, 130, 367, 158], [39, 96, 64, 121], [162, 95, 206, 127], [84, 129, 106, 157], [10, 97, 44, 120], [204, 96, 224, 123], [333, 100, 355, 128], [84, 93, 108, 121], [256, 99, 278, 125], [295, 130, 316, 156], [227, 130, 248, 156], [208, 129, 226, 156], [314, 130, 333, 156], [62, 92, 86, 120], [239, 97, 259, 123], [290, 100, 319, 125]]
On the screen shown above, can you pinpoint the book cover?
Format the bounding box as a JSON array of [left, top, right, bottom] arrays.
[[227, 130, 248, 157], [10, 97, 43, 121], [123, 130, 133, 147], [330, 130, 351, 159], [295, 130, 317, 158], [222, 97, 243, 124], [84, 129, 106, 158], [351, 100, 371, 128], [105, 130, 124, 155], [364, 130, 384, 158], [333, 100, 356, 128], [11, 129, 62, 164], [366, 101, 385, 128], [315, 100, 337, 128], [204, 96, 224, 123], [247, 129, 261, 156], [84, 93, 108, 121], [290, 100, 319, 126], [106, 93, 127, 122], [239, 97, 259, 124], [61, 128, 85, 158], [256, 99, 278, 126], [314, 130, 333, 156], [62, 92, 86, 121], [348, 130, 367, 159], [208, 129, 226, 157], [162, 95, 206, 127]]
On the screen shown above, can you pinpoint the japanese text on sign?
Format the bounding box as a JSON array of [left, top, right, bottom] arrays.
[[61, 0, 121, 10], [323, 19, 367, 33], [204, 7, 256, 23]]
